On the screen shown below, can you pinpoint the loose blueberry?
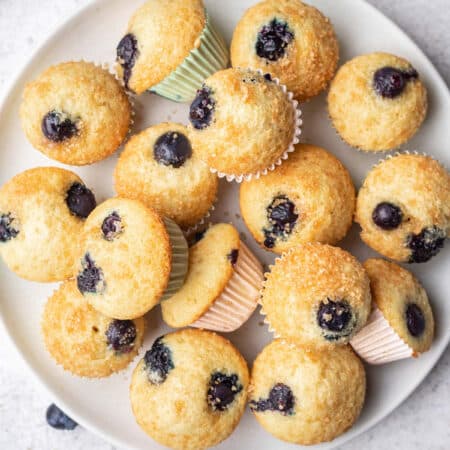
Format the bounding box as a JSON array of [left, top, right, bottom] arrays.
[[77, 253, 105, 295], [153, 131, 192, 168], [405, 303, 426, 337], [207, 372, 242, 411], [0, 213, 19, 243], [117, 33, 139, 89], [66, 183, 96, 219], [102, 212, 122, 241], [255, 19, 294, 62], [249, 383, 295, 415], [373, 66, 418, 99], [227, 249, 239, 265], [42, 111, 78, 142], [46, 404, 78, 430], [372, 202, 403, 230], [317, 299, 353, 339], [263, 195, 298, 248], [144, 336, 174, 384], [106, 319, 137, 353], [189, 87, 215, 130], [407, 226, 445, 263]]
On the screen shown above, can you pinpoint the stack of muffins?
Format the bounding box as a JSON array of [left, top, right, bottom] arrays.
[[0, 0, 449, 449]]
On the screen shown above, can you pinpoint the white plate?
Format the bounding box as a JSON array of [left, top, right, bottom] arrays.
[[0, 0, 449, 449]]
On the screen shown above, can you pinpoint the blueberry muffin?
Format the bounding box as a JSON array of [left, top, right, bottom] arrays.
[[116, 0, 228, 100], [75, 197, 188, 320], [249, 339, 365, 445], [231, 0, 339, 102], [20, 62, 131, 165], [42, 281, 145, 377], [0, 167, 96, 282], [114, 122, 218, 229], [355, 154, 450, 263], [328, 52, 427, 151], [240, 144, 355, 253], [351, 258, 434, 364], [188, 68, 301, 180], [161, 223, 264, 332], [130, 329, 249, 449], [261, 243, 371, 347]]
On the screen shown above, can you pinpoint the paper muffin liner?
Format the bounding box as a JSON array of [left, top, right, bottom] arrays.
[[160, 218, 189, 301], [350, 306, 414, 364], [209, 69, 303, 183], [190, 241, 264, 332], [149, 13, 229, 102], [182, 199, 216, 236]]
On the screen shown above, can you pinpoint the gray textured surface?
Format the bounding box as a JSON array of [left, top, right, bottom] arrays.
[[0, 0, 448, 449]]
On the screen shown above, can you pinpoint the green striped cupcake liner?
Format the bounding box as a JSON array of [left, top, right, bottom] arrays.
[[161, 217, 189, 301], [150, 13, 229, 103]]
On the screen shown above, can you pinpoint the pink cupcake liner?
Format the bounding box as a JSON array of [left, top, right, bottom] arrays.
[[191, 241, 264, 332], [350, 307, 413, 364]]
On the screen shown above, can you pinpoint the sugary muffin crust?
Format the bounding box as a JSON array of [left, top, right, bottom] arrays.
[[240, 144, 355, 253], [355, 154, 450, 263], [114, 122, 218, 229], [20, 61, 131, 165], [328, 52, 427, 151], [249, 339, 366, 445], [42, 281, 145, 378], [261, 243, 371, 346], [130, 329, 249, 450], [231, 0, 339, 101]]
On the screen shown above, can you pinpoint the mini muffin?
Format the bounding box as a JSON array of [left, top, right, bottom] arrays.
[[249, 339, 365, 445], [20, 61, 131, 165], [130, 329, 249, 449], [42, 281, 145, 378], [114, 122, 218, 229], [188, 68, 301, 180], [116, 0, 228, 100], [328, 52, 427, 151], [261, 243, 371, 347], [0, 167, 96, 282], [161, 223, 264, 332], [355, 153, 450, 263], [240, 144, 355, 253], [231, 0, 339, 101], [75, 198, 188, 320], [351, 258, 434, 364]]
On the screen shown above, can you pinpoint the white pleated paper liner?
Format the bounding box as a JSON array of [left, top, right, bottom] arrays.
[[191, 241, 264, 332]]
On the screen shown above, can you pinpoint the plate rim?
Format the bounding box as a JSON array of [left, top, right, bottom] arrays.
[[0, 0, 449, 449]]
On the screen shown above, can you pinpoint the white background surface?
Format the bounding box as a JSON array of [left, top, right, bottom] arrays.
[[0, 0, 449, 449]]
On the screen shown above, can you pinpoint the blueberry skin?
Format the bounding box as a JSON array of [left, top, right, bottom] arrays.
[[102, 212, 122, 241], [405, 303, 426, 337], [249, 383, 295, 415], [372, 202, 403, 230], [373, 66, 418, 99], [227, 249, 239, 265], [207, 372, 242, 411], [144, 336, 174, 384], [255, 19, 294, 62], [153, 131, 192, 168], [117, 33, 139, 89], [106, 319, 137, 353], [407, 226, 446, 263], [77, 253, 105, 295], [0, 213, 19, 243], [263, 195, 298, 248], [317, 299, 352, 335], [189, 87, 215, 130], [66, 183, 96, 219], [46, 404, 78, 430], [42, 111, 78, 142]]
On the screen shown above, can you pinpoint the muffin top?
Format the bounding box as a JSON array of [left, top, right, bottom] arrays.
[[75, 197, 172, 319], [240, 144, 355, 253], [249, 339, 365, 445], [0, 167, 96, 282], [355, 154, 450, 263], [130, 329, 249, 450], [114, 122, 218, 229], [188, 68, 299, 178], [328, 52, 427, 151], [116, 0, 206, 93], [42, 281, 145, 378], [231, 0, 339, 101], [20, 61, 131, 165], [363, 258, 434, 354], [261, 243, 371, 346]]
